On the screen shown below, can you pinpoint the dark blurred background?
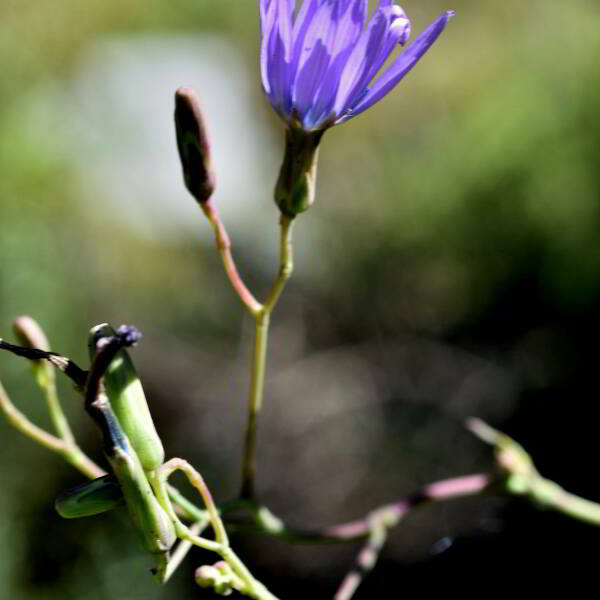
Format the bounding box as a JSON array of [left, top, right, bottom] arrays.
[[1, 0, 600, 597]]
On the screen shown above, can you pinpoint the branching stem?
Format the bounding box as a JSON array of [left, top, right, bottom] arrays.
[[0, 380, 105, 479], [240, 215, 294, 500], [202, 201, 263, 317]]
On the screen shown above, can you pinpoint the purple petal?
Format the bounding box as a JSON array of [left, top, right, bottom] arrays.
[[260, 0, 271, 33], [293, 40, 334, 123], [260, 0, 292, 34], [265, 0, 295, 113], [389, 5, 411, 46], [308, 1, 366, 125], [353, 5, 411, 94], [275, 0, 294, 61], [292, 2, 336, 109], [340, 11, 454, 122], [260, 0, 278, 95], [331, 7, 395, 116], [329, 0, 367, 58], [290, 0, 324, 83], [305, 49, 350, 127]]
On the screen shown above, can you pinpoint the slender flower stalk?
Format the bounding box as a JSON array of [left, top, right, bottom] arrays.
[[13, 316, 77, 445], [240, 216, 294, 499], [0, 379, 105, 479]]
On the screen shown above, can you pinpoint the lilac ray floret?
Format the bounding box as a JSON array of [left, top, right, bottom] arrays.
[[260, 0, 454, 131]]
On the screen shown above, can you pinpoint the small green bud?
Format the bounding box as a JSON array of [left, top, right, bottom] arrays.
[[174, 86, 216, 205], [195, 564, 235, 596], [195, 565, 220, 588], [274, 127, 323, 217]]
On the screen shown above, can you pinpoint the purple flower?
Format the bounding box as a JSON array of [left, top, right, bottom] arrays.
[[262, 1, 454, 217], [260, 0, 454, 132]]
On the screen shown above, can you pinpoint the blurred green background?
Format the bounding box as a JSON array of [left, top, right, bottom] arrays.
[[1, 0, 600, 597]]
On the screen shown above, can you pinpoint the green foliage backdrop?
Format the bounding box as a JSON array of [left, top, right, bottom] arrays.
[[1, 1, 599, 597]]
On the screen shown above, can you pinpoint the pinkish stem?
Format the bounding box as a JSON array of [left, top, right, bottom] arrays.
[[330, 473, 494, 600], [325, 473, 492, 540], [202, 201, 263, 316]]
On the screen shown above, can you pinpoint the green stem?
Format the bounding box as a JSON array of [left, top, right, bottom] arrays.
[[220, 546, 281, 600], [156, 460, 279, 599], [162, 521, 209, 583], [240, 215, 294, 500], [469, 418, 600, 527], [240, 313, 269, 499], [10, 315, 76, 444], [264, 216, 294, 312], [42, 366, 76, 444], [528, 476, 600, 525], [62, 446, 106, 480], [0, 380, 65, 453], [166, 483, 208, 522], [0, 380, 104, 479]]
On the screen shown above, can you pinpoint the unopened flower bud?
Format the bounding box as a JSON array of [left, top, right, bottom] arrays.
[[12, 316, 53, 387], [195, 564, 219, 588], [12, 316, 50, 352], [174, 86, 216, 205], [195, 564, 233, 596], [274, 127, 323, 218], [214, 581, 234, 596]]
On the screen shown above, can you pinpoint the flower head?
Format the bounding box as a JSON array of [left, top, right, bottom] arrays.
[[260, 0, 454, 131]]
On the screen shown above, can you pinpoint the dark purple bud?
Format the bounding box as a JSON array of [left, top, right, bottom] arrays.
[[174, 87, 216, 205]]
